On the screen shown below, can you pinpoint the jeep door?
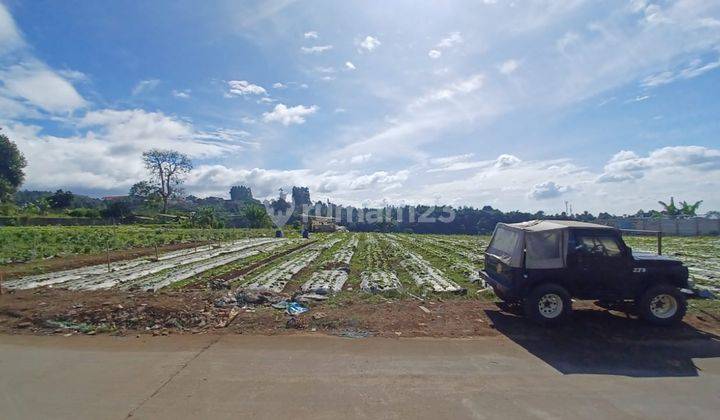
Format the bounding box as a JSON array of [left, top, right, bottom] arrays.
[[567, 231, 632, 299]]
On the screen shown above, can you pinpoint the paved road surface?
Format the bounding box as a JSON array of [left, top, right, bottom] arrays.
[[1, 334, 719, 419]]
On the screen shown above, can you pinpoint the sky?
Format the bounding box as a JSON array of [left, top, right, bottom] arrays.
[[0, 0, 719, 215]]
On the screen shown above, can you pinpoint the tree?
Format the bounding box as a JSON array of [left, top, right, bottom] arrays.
[[679, 200, 702, 217], [190, 207, 223, 228], [658, 197, 681, 218], [243, 203, 272, 228], [0, 132, 27, 203], [101, 200, 132, 219], [48, 189, 74, 209], [141, 149, 193, 213], [229, 185, 253, 201], [291, 186, 311, 207], [129, 181, 161, 208]]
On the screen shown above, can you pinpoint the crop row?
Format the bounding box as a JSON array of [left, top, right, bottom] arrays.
[[0, 225, 272, 264]]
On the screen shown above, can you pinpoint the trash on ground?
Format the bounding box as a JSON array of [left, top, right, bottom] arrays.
[[272, 300, 289, 310], [286, 301, 309, 315]]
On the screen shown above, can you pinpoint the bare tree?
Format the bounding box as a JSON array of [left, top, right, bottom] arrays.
[[142, 149, 193, 213]]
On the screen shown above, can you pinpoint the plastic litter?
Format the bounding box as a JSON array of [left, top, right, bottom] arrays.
[[286, 302, 309, 315], [272, 300, 289, 310]]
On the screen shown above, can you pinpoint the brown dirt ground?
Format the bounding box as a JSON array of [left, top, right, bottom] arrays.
[[1, 287, 718, 342]]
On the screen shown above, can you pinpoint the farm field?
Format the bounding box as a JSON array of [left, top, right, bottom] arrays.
[[0, 225, 274, 265], [0, 228, 718, 337]]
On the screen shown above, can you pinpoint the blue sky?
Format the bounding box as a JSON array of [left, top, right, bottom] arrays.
[[1, 0, 719, 214]]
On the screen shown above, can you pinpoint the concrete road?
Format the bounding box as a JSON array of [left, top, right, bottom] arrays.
[[1, 334, 719, 420]]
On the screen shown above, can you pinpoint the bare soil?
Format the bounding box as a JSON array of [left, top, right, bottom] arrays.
[[1, 287, 718, 342]]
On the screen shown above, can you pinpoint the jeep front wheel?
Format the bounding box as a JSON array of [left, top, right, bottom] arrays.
[[637, 285, 687, 326], [523, 283, 571, 325]]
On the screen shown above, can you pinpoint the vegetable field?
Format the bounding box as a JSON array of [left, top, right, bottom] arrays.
[[0, 226, 273, 264], [2, 228, 719, 297]]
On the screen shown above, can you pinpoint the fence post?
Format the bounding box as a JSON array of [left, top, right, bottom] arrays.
[[657, 231, 662, 255], [106, 237, 111, 273]]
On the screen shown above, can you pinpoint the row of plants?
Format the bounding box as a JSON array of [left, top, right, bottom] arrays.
[[0, 225, 273, 264]]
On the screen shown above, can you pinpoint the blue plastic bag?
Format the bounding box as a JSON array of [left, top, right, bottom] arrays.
[[286, 302, 309, 315]]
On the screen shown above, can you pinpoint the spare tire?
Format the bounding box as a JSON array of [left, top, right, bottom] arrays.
[[637, 284, 687, 326], [523, 283, 572, 325]]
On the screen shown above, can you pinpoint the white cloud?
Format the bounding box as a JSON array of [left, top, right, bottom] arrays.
[[303, 31, 318, 39], [436, 32, 463, 49], [7, 109, 244, 194], [494, 154, 522, 168], [57, 69, 88, 83], [629, 94, 651, 102], [131, 79, 160, 96], [0, 4, 23, 52], [597, 146, 720, 183], [0, 62, 86, 113], [226, 80, 267, 96], [348, 170, 409, 191], [358, 36, 381, 52], [172, 89, 191, 99], [350, 153, 372, 164], [410, 73, 484, 109], [300, 45, 333, 54], [642, 56, 720, 87], [345, 61, 356, 70], [498, 59, 519, 75], [272, 82, 286, 89], [528, 181, 572, 200], [426, 154, 522, 173], [428, 49, 442, 59], [262, 103, 318, 125]]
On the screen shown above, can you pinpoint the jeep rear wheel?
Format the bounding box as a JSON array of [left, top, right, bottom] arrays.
[[638, 285, 687, 326], [523, 283, 571, 325]]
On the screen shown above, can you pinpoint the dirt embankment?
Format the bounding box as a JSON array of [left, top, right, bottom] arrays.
[[1, 287, 718, 341]]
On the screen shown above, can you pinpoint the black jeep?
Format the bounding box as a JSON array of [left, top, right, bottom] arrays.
[[480, 220, 692, 325]]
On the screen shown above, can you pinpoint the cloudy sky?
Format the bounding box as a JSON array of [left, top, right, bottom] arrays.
[[1, 0, 719, 214]]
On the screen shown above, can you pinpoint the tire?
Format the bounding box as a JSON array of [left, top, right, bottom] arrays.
[[523, 283, 572, 325], [637, 284, 687, 326]]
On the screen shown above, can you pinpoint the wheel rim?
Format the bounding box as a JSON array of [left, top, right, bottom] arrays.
[[538, 293, 563, 319], [649, 294, 678, 319]]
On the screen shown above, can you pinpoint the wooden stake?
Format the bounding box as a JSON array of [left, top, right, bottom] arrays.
[[106, 238, 111, 273], [0, 271, 4, 295]]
